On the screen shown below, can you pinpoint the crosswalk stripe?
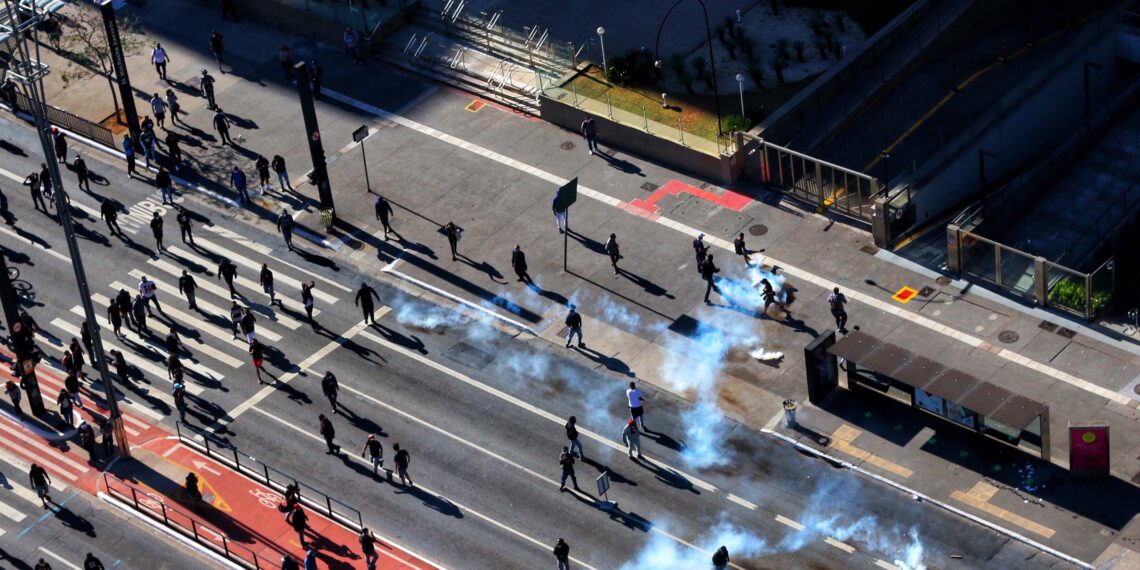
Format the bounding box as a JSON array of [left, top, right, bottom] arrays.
[[145, 258, 306, 330], [0, 226, 71, 263], [181, 239, 341, 304], [37, 326, 168, 422], [95, 288, 253, 368], [0, 496, 27, 522], [0, 450, 69, 492], [204, 225, 354, 293], [69, 200, 142, 234], [0, 431, 82, 481], [0, 422, 90, 474], [119, 412, 150, 432], [164, 246, 329, 315], [123, 273, 284, 343], [50, 318, 206, 396]]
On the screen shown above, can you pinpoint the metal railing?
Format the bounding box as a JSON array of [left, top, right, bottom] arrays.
[[5, 91, 116, 149], [948, 224, 1115, 320], [748, 135, 879, 221], [174, 421, 364, 531], [103, 472, 274, 569]]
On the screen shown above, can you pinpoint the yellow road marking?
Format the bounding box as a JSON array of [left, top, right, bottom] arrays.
[[951, 484, 1056, 538]]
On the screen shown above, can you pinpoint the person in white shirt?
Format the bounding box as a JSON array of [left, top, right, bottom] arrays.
[[626, 382, 648, 432], [138, 276, 162, 315], [151, 42, 170, 81]]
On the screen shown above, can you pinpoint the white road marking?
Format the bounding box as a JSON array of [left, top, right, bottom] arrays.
[[0, 448, 69, 491], [204, 225, 352, 292], [201, 316, 378, 433], [0, 431, 80, 480], [51, 318, 206, 395], [876, 560, 899, 570], [248, 406, 604, 570], [0, 422, 89, 474], [167, 244, 335, 310], [322, 86, 1124, 408], [123, 272, 284, 343], [103, 284, 264, 357], [188, 238, 341, 304], [0, 226, 71, 263], [354, 328, 718, 494], [0, 496, 26, 522], [726, 493, 757, 510], [32, 328, 166, 421], [39, 547, 82, 570], [776, 514, 806, 531], [825, 537, 856, 553], [145, 257, 307, 328]]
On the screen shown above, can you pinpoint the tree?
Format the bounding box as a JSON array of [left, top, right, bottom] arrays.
[[793, 39, 806, 62], [768, 54, 789, 84], [670, 54, 694, 95], [61, 5, 147, 124]]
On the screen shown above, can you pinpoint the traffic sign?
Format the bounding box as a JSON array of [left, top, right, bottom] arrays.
[[553, 178, 578, 213]]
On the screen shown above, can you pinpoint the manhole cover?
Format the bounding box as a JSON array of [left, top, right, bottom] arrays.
[[1038, 320, 1058, 332], [560, 141, 575, 151], [998, 330, 1020, 344], [640, 182, 659, 192], [1057, 327, 1077, 339], [748, 224, 768, 236], [918, 286, 935, 298], [936, 276, 951, 286], [860, 245, 878, 255], [443, 342, 494, 370]]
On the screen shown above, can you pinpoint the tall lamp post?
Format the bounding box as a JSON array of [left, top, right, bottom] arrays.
[[596, 26, 607, 78], [654, 0, 723, 140], [3, 0, 130, 457], [734, 73, 746, 119]]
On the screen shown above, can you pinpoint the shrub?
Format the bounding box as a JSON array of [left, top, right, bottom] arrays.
[[792, 39, 806, 61], [747, 61, 764, 88], [809, 11, 829, 36], [723, 114, 753, 133], [608, 48, 657, 87], [737, 31, 755, 61], [723, 35, 737, 60], [1048, 278, 1112, 314], [832, 13, 847, 33], [768, 54, 789, 84], [814, 36, 829, 59], [691, 55, 708, 80], [669, 54, 694, 94], [715, 23, 726, 44], [776, 38, 792, 60]]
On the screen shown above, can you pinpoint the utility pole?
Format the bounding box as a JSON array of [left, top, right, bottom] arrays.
[[294, 61, 335, 216], [100, 0, 140, 145], [6, 0, 130, 456]]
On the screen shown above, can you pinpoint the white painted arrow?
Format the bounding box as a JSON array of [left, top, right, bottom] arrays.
[[191, 460, 222, 476]]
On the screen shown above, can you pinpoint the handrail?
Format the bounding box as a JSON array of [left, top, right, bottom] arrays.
[[103, 472, 272, 569], [174, 421, 364, 532]]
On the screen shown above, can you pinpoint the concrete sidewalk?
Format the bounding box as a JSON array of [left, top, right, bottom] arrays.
[[33, 0, 1140, 566]]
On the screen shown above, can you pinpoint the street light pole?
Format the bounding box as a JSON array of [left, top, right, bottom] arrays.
[[596, 27, 607, 78], [735, 73, 746, 119], [655, 0, 723, 139], [5, 0, 130, 457]]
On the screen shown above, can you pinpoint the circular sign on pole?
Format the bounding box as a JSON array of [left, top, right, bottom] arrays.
[[895, 208, 904, 220]]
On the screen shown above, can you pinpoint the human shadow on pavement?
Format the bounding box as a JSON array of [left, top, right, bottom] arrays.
[[0, 140, 27, 156], [566, 229, 606, 255], [339, 407, 387, 438], [597, 153, 646, 177], [338, 336, 387, 366], [604, 504, 652, 532], [455, 253, 507, 284], [633, 458, 699, 494], [370, 323, 426, 355], [341, 219, 544, 323], [574, 345, 635, 377], [644, 430, 684, 452], [0, 548, 33, 570], [53, 503, 96, 536], [569, 270, 675, 321], [582, 458, 638, 488], [393, 484, 463, 518], [616, 267, 674, 298]]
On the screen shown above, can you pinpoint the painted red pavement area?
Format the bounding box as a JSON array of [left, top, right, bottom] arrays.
[[103, 437, 437, 570], [627, 179, 753, 215]]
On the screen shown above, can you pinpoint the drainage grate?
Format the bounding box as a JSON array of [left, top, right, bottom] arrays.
[[936, 276, 951, 286], [560, 141, 575, 151], [443, 342, 495, 370], [918, 286, 935, 298], [1038, 321, 1058, 332], [998, 330, 1020, 344], [640, 182, 659, 192], [860, 245, 878, 255], [1057, 327, 1077, 339], [748, 224, 768, 236]]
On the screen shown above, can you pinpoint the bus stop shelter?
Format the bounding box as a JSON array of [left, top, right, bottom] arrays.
[[807, 331, 1050, 461]]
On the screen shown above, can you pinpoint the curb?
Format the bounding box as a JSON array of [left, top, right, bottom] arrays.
[[761, 429, 1096, 570], [98, 491, 245, 570]]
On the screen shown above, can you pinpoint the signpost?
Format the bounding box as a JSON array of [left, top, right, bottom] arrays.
[[352, 125, 372, 193], [595, 470, 615, 511], [1069, 422, 1110, 477], [553, 177, 578, 271]]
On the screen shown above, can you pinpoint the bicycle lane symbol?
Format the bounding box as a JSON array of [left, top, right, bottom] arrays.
[[249, 487, 282, 509]]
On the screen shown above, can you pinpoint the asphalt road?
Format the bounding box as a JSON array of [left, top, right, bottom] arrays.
[[0, 110, 1077, 570]]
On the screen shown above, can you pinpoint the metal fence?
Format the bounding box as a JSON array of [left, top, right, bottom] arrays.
[[103, 472, 274, 569], [438, 0, 575, 72], [948, 224, 1115, 320], [174, 421, 364, 531], [748, 136, 880, 221], [7, 91, 116, 149]]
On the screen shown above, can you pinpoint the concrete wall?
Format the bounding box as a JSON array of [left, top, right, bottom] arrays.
[[540, 94, 736, 184], [899, 13, 1125, 227], [202, 0, 420, 52], [754, 0, 973, 147]]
